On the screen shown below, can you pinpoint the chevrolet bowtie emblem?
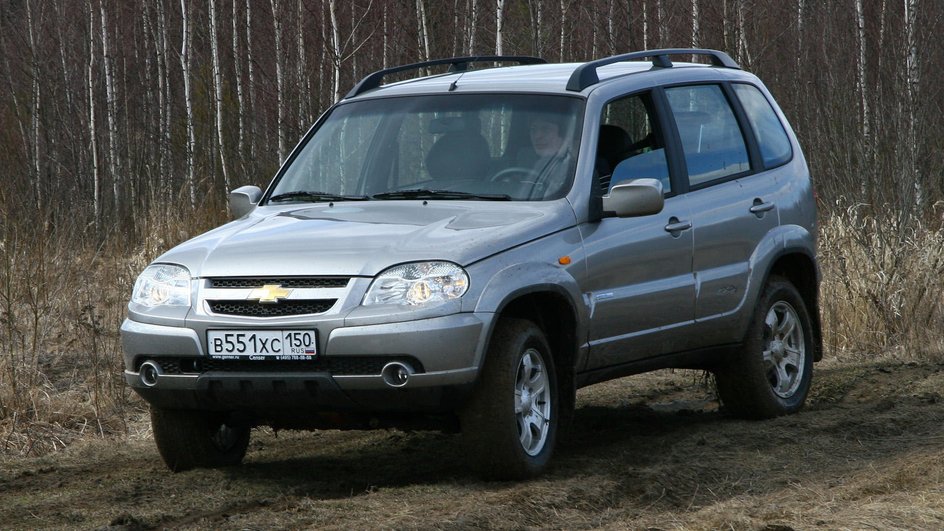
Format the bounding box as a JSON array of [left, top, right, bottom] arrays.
[[248, 284, 292, 304]]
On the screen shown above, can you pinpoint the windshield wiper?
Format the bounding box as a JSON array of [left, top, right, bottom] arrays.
[[268, 191, 369, 203], [372, 189, 511, 201]]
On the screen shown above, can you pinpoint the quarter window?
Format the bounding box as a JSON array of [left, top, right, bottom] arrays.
[[733, 83, 793, 168], [665, 85, 750, 187]]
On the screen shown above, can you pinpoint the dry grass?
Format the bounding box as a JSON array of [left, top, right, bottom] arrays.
[[0, 207, 224, 456], [819, 204, 944, 357]]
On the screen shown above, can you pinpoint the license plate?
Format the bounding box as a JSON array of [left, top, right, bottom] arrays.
[[207, 330, 317, 360]]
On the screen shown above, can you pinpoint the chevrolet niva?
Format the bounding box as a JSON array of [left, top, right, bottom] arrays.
[[123, 49, 821, 479]]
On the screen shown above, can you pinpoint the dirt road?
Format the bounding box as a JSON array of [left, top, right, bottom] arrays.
[[3, 358, 944, 530]]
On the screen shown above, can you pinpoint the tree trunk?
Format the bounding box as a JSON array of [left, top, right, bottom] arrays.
[[327, 0, 341, 101], [178, 0, 196, 209], [245, 0, 257, 163], [904, 0, 921, 209], [87, 4, 100, 233], [271, 0, 287, 161], [209, 0, 230, 192], [26, 0, 42, 213], [496, 0, 505, 55], [233, 0, 246, 177], [99, 1, 121, 219]]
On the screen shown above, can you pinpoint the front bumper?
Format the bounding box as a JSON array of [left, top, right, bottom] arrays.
[[121, 312, 491, 414]]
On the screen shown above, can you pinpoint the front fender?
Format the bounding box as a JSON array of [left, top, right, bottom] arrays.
[[470, 261, 589, 370]]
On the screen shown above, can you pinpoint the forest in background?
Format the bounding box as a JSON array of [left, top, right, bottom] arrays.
[[0, 0, 942, 454]]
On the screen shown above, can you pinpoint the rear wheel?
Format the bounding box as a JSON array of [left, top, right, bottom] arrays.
[[461, 318, 558, 480], [715, 276, 815, 419], [150, 407, 250, 472]]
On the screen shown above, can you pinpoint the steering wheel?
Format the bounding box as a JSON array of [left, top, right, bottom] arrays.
[[489, 166, 541, 183]]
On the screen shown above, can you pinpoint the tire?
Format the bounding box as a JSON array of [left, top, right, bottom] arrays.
[[460, 318, 559, 480], [715, 276, 815, 419], [150, 407, 250, 472]]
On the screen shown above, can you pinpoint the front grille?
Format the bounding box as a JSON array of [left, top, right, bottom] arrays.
[[208, 299, 336, 317], [138, 356, 424, 376], [207, 277, 350, 289]]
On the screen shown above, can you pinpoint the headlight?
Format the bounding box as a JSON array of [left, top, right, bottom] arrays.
[[363, 261, 469, 306], [131, 264, 192, 307]]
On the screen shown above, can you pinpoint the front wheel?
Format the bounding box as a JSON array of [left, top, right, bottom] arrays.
[[150, 408, 250, 472], [460, 318, 558, 480], [715, 276, 815, 419]]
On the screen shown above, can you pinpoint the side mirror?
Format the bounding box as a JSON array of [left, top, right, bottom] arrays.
[[602, 178, 664, 218], [228, 185, 262, 218]]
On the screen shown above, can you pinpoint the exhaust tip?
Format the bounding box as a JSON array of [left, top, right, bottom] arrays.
[[139, 360, 161, 387], [381, 362, 413, 388]]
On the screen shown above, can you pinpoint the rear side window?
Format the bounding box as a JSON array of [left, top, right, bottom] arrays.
[[665, 85, 750, 187], [732, 83, 793, 168]]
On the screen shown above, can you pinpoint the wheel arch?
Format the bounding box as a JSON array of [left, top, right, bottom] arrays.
[[489, 287, 582, 426], [763, 249, 823, 362]]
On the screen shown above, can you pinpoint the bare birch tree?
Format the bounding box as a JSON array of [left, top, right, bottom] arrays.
[[904, 0, 921, 208], [209, 0, 230, 191], [271, 0, 287, 161], [99, 0, 121, 217], [854, 0, 870, 148], [496, 0, 506, 55], [25, 0, 43, 212], [178, 0, 196, 209], [232, 0, 246, 176], [86, 4, 100, 232]]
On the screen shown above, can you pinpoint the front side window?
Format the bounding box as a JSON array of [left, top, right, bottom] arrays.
[[665, 85, 750, 187], [732, 83, 793, 168], [598, 92, 671, 194], [268, 95, 583, 202]]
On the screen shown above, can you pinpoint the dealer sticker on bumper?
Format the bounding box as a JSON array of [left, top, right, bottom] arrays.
[[207, 330, 317, 360]]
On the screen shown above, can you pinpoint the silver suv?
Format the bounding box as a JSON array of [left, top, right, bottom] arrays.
[[122, 49, 821, 479]]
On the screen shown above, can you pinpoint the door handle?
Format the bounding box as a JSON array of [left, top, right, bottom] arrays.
[[664, 217, 692, 235], [749, 199, 775, 215]]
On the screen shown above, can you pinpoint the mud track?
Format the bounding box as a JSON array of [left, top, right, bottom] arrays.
[[3, 359, 944, 530]]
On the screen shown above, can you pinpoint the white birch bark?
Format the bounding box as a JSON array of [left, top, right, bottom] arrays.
[[99, 1, 120, 216], [233, 0, 246, 174], [245, 0, 257, 162], [209, 0, 230, 191], [297, 0, 309, 128], [417, 0, 431, 61], [87, 5, 100, 231], [156, 0, 171, 205], [657, 0, 666, 47], [560, 0, 567, 60], [327, 0, 341, 101], [606, 0, 614, 55], [271, 0, 287, 161], [383, 2, 389, 68], [691, 0, 700, 52], [736, 0, 752, 68], [642, 0, 649, 50], [496, 0, 505, 55], [904, 0, 921, 208], [854, 0, 870, 146], [179, 0, 196, 209], [470, 0, 478, 54], [26, 0, 42, 212]]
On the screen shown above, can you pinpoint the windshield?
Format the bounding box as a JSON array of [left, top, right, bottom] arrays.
[[267, 94, 583, 203]]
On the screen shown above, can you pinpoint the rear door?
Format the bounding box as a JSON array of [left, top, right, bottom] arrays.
[[662, 83, 783, 345]]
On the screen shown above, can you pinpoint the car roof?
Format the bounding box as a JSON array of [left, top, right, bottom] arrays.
[[343, 51, 750, 101]]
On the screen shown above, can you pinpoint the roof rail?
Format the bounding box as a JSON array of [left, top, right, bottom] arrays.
[[346, 55, 547, 98], [566, 48, 739, 92]]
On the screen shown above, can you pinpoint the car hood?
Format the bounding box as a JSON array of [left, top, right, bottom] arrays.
[[155, 201, 577, 277]]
